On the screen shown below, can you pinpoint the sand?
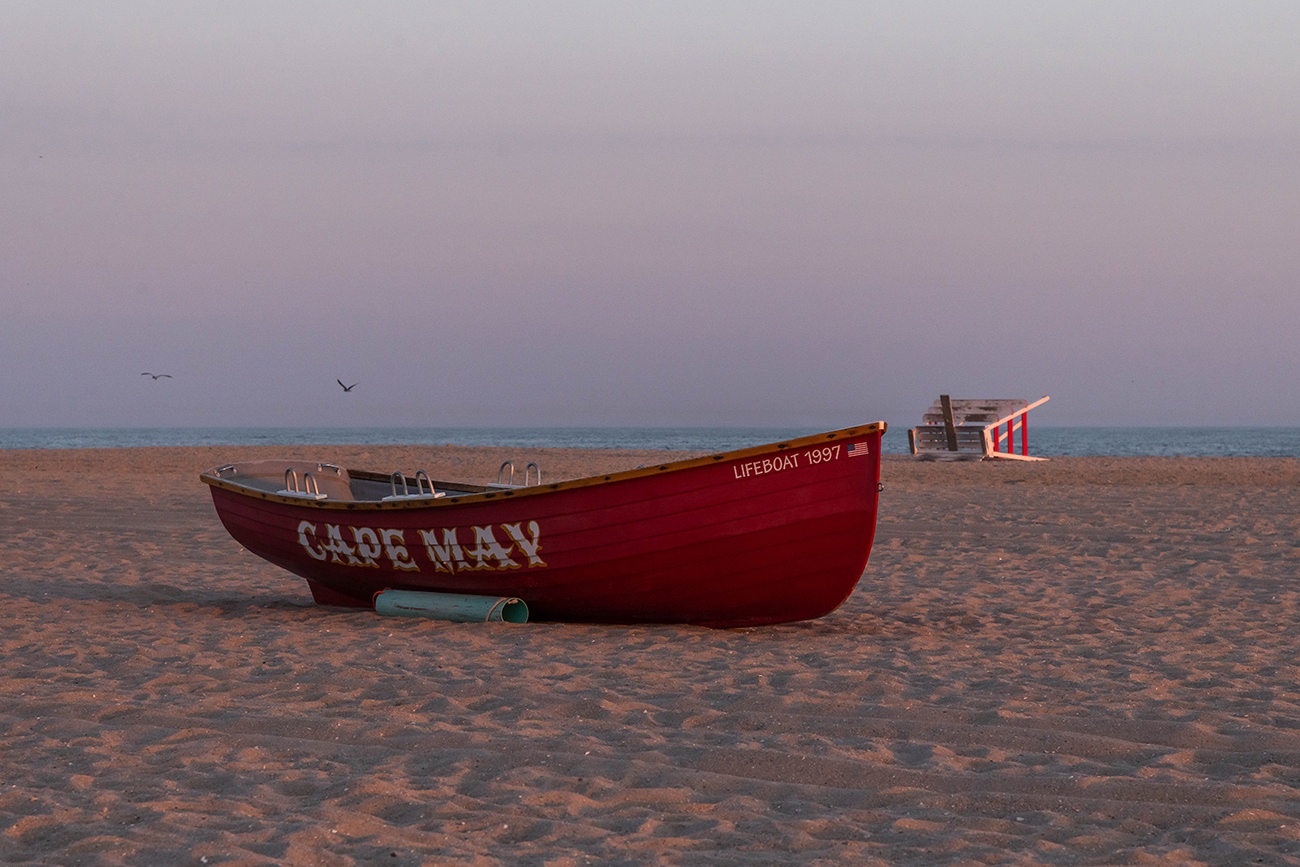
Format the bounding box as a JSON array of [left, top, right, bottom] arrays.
[[1, 446, 1297, 865]]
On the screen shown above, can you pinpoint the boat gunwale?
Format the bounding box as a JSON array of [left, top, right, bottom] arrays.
[[199, 421, 887, 511]]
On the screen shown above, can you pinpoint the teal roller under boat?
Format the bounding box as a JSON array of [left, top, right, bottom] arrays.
[[373, 589, 529, 623]]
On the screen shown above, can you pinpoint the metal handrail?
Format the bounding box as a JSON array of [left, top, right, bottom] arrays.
[[382, 469, 441, 501], [390, 471, 409, 499], [280, 467, 326, 499], [495, 460, 541, 487]]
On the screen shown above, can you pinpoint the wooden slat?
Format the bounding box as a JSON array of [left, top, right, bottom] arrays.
[[940, 394, 959, 451], [912, 426, 986, 453], [919, 397, 1049, 427], [921, 399, 1033, 425]]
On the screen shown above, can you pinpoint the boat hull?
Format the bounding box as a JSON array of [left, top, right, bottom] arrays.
[[203, 424, 884, 627]]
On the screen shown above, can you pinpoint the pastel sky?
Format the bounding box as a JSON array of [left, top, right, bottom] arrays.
[[4, 2, 1298, 429]]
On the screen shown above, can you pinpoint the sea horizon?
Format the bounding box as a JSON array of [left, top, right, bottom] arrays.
[[1, 425, 1298, 458]]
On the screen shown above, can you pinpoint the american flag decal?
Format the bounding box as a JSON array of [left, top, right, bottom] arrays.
[[846, 441, 870, 457]]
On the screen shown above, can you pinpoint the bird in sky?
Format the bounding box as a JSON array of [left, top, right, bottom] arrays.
[[337, 379, 358, 392], [141, 372, 172, 380]]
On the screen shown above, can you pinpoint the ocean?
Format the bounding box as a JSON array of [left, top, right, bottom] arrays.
[[1, 426, 1297, 457]]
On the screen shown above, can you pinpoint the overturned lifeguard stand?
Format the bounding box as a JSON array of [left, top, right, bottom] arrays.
[[908, 395, 1050, 461]]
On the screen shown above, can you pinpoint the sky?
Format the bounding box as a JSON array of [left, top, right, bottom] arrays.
[[4, 1, 1298, 429]]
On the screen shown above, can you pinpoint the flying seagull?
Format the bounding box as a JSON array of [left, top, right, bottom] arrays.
[[337, 379, 358, 392], [141, 372, 172, 380]]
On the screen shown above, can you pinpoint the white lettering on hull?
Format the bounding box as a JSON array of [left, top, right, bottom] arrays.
[[733, 452, 801, 480], [419, 528, 464, 574], [381, 528, 419, 571], [731, 444, 847, 481], [297, 520, 548, 574]]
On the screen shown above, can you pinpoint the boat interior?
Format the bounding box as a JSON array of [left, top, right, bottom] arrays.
[[205, 459, 542, 503]]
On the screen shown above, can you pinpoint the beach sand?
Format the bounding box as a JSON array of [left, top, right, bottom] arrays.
[[1, 446, 1297, 865]]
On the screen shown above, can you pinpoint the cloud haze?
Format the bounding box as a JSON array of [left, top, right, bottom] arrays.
[[4, 2, 1298, 428]]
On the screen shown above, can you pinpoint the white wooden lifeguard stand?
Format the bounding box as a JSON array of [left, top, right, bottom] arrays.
[[907, 395, 1050, 461]]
